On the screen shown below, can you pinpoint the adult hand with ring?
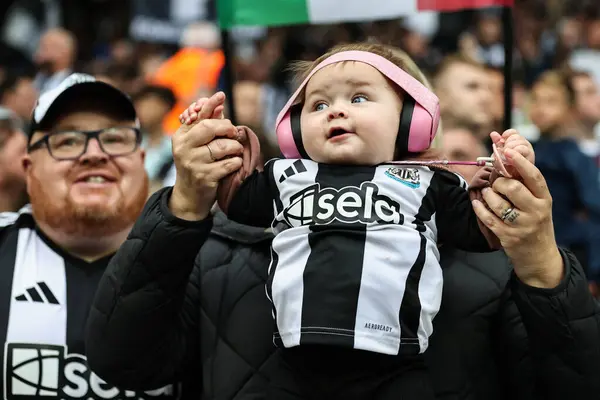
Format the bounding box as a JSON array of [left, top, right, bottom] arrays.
[[205, 143, 217, 162], [472, 148, 564, 289], [169, 92, 244, 221], [500, 206, 519, 224]]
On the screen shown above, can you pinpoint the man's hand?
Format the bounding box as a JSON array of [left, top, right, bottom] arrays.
[[169, 92, 244, 221]]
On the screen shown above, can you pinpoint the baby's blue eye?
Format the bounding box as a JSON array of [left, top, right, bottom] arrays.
[[315, 103, 328, 111], [352, 95, 367, 103]]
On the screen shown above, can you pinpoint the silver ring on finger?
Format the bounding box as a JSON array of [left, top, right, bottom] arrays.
[[205, 143, 217, 162], [500, 207, 519, 223]]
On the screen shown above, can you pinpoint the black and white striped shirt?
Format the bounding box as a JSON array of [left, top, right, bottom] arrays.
[[0, 207, 181, 400], [228, 159, 492, 356]]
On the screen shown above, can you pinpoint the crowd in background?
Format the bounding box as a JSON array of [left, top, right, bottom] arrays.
[[1, 0, 600, 287]]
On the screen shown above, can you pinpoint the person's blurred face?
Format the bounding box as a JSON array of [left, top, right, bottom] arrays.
[[560, 18, 582, 49], [586, 20, 600, 50], [512, 83, 527, 110], [233, 81, 262, 128], [24, 110, 148, 238], [441, 128, 487, 183], [438, 63, 493, 130], [134, 95, 170, 132], [402, 31, 428, 57], [34, 31, 72, 74], [477, 16, 501, 45], [572, 74, 600, 126], [529, 83, 571, 133], [0, 124, 27, 192], [1, 78, 39, 120], [487, 69, 504, 121], [110, 40, 134, 64]]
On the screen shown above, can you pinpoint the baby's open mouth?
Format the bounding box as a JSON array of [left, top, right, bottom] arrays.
[[328, 128, 352, 138]]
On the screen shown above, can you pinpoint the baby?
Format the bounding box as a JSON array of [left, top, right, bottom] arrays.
[[181, 43, 534, 400]]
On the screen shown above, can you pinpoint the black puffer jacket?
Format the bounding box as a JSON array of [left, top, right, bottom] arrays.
[[86, 188, 600, 399]]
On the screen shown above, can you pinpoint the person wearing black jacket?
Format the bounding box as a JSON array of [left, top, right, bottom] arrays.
[[85, 92, 600, 400]]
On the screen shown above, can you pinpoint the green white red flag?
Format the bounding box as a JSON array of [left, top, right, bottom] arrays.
[[218, 0, 514, 29]]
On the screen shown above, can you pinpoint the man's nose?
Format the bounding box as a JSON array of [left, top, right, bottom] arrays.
[[79, 138, 109, 164]]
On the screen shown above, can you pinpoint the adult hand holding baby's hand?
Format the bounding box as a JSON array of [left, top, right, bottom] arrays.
[[472, 145, 563, 289], [169, 92, 244, 221], [490, 129, 535, 179]]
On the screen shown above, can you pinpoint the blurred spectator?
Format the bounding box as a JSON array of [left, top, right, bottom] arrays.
[[132, 84, 176, 192], [233, 81, 263, 129], [1, 0, 62, 58], [441, 126, 487, 183], [0, 107, 27, 212], [472, 8, 505, 67], [399, 12, 442, 74], [33, 28, 76, 93], [529, 69, 600, 281], [569, 16, 600, 87], [515, 4, 557, 86], [109, 39, 136, 66], [433, 54, 493, 142], [232, 80, 281, 163], [150, 21, 225, 134], [0, 70, 38, 127], [94, 62, 142, 96], [554, 17, 583, 66], [529, 70, 578, 137], [568, 70, 600, 164], [486, 66, 505, 132]]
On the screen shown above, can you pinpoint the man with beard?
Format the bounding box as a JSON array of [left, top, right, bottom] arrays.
[[433, 54, 494, 144], [0, 73, 182, 400]]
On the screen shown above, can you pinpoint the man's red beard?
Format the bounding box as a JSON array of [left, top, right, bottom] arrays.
[[29, 174, 149, 238]]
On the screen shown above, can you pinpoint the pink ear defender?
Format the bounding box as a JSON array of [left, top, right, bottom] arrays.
[[275, 50, 440, 159], [274, 50, 509, 173]]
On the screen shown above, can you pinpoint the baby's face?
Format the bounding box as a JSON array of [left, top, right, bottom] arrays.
[[300, 61, 402, 165]]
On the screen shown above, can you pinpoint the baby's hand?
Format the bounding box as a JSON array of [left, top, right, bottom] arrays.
[[178, 95, 225, 125], [490, 129, 535, 178]]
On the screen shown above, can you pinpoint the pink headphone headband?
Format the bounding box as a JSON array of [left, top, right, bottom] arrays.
[[275, 50, 440, 159], [275, 50, 439, 129]]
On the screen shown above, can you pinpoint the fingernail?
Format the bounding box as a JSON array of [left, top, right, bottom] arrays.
[[504, 148, 515, 159], [481, 187, 489, 194], [186, 118, 191, 124]]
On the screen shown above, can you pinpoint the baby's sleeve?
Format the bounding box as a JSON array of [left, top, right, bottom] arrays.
[[433, 169, 500, 252], [225, 161, 278, 228]]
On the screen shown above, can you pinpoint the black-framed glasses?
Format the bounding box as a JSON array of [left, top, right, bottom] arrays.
[[28, 127, 142, 160]]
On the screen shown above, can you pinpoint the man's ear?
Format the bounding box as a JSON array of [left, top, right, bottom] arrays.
[[140, 148, 146, 163], [22, 154, 32, 173], [21, 154, 33, 192]]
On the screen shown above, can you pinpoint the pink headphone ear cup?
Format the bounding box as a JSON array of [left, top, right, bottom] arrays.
[[406, 103, 435, 152], [430, 104, 440, 142], [276, 111, 302, 159]]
